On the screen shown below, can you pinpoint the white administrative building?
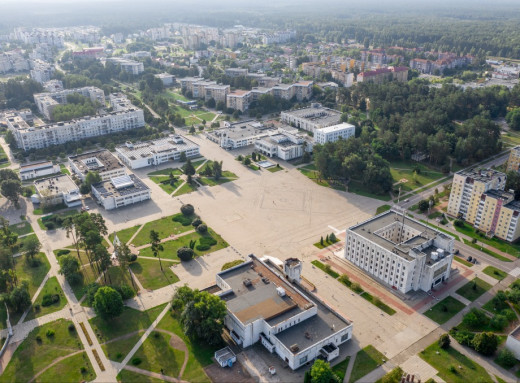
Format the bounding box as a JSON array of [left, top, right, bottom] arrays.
[[344, 209, 455, 293], [19, 161, 60, 181], [91, 174, 150, 210], [115, 135, 200, 169], [33, 174, 81, 207], [314, 123, 355, 144], [214, 255, 353, 370], [68, 149, 127, 181]]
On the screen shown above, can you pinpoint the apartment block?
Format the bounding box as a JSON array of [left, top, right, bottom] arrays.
[[507, 146, 520, 172], [344, 210, 455, 293], [314, 123, 355, 144], [34, 86, 105, 120], [447, 169, 507, 223], [105, 57, 144, 75], [357, 66, 409, 84], [30, 59, 54, 83]]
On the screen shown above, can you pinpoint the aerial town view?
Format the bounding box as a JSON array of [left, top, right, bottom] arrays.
[[1, 0, 520, 382]]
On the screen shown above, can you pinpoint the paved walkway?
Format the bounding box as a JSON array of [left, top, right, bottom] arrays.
[[113, 362, 189, 383], [343, 352, 356, 383], [18, 272, 51, 325]]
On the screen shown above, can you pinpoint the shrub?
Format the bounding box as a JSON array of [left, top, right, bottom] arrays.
[[132, 357, 142, 366], [68, 323, 76, 332], [36, 335, 42, 343], [116, 352, 123, 359], [237, 155, 243, 161], [57, 249, 70, 256], [196, 224, 208, 234], [115, 284, 135, 300], [85, 283, 101, 306], [172, 214, 192, 226], [41, 293, 60, 307], [191, 218, 202, 227], [490, 314, 508, 331], [44, 222, 56, 230], [34, 303, 40, 311], [129, 254, 137, 262], [438, 333, 450, 349], [472, 332, 498, 356], [244, 158, 251, 165], [199, 236, 217, 246], [177, 247, 194, 261], [454, 219, 464, 227], [46, 329, 55, 338], [195, 244, 210, 251], [80, 366, 87, 374], [496, 348, 517, 369], [450, 329, 475, 347], [338, 274, 351, 287], [351, 282, 363, 293], [180, 204, 195, 216]]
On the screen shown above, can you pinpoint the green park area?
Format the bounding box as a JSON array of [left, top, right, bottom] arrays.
[[454, 221, 520, 257], [298, 164, 347, 192], [456, 278, 492, 302], [129, 258, 179, 290], [331, 356, 351, 382], [8, 220, 33, 236], [147, 167, 184, 194], [483, 266, 507, 281], [1, 319, 96, 383], [420, 341, 493, 383], [26, 276, 67, 320], [389, 160, 444, 193], [349, 345, 386, 383], [131, 214, 195, 247], [424, 296, 465, 324], [108, 225, 141, 245]]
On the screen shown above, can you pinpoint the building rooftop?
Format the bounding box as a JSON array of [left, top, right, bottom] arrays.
[[116, 135, 199, 160], [349, 210, 454, 262], [510, 325, 520, 342], [92, 174, 149, 198], [20, 161, 54, 173], [455, 168, 506, 183], [34, 174, 78, 195], [484, 189, 514, 202], [283, 104, 341, 127], [68, 149, 125, 176], [318, 122, 355, 134]]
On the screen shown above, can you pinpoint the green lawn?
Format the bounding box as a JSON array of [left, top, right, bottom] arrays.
[[332, 356, 351, 381], [70, 265, 97, 301], [108, 225, 141, 245], [456, 278, 492, 302], [15, 252, 50, 298], [453, 256, 474, 267], [102, 333, 142, 362], [36, 351, 96, 383], [462, 239, 512, 262], [148, 168, 184, 176], [361, 292, 396, 315], [311, 260, 340, 278], [419, 341, 493, 383], [117, 369, 168, 383], [199, 177, 233, 187], [349, 345, 386, 383], [129, 258, 179, 290], [59, 163, 70, 175], [131, 214, 194, 247], [8, 221, 33, 236], [313, 237, 340, 249], [221, 259, 244, 271], [173, 181, 199, 196], [26, 276, 67, 320], [376, 205, 392, 215], [37, 209, 79, 230], [149, 175, 180, 194], [482, 266, 507, 281], [1, 319, 83, 383], [423, 296, 465, 324], [33, 204, 72, 216], [389, 160, 444, 192], [157, 311, 213, 382], [89, 304, 167, 342], [348, 180, 392, 201], [267, 166, 283, 173], [164, 90, 189, 102], [131, 331, 185, 378], [139, 229, 228, 260], [454, 221, 520, 257]]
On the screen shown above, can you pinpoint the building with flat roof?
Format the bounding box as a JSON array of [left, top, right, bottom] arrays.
[[91, 174, 150, 210], [5, 97, 144, 151], [281, 104, 341, 134], [254, 129, 311, 160], [206, 120, 275, 149], [68, 149, 126, 181], [115, 135, 200, 169], [215, 255, 352, 370], [344, 209, 455, 293], [507, 146, 520, 173], [30, 59, 54, 83], [314, 123, 355, 144], [34, 86, 105, 120], [105, 57, 144, 75], [506, 325, 520, 359], [154, 73, 176, 87], [34, 174, 81, 207], [19, 161, 60, 181]]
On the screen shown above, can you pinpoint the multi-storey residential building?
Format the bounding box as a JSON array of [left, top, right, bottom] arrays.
[[105, 57, 144, 75], [34, 86, 105, 120], [225, 68, 248, 77], [281, 104, 341, 134], [344, 210, 455, 293], [154, 73, 175, 87], [0, 51, 30, 74], [226, 90, 251, 112], [314, 123, 356, 144], [43, 80, 64, 93], [19, 161, 60, 181], [72, 47, 104, 59], [5, 100, 144, 151], [115, 135, 200, 169], [204, 84, 230, 103], [30, 59, 54, 83], [68, 149, 126, 181], [357, 67, 409, 84], [91, 174, 150, 210], [215, 255, 352, 370], [34, 174, 81, 207], [507, 146, 520, 172], [447, 169, 507, 223]]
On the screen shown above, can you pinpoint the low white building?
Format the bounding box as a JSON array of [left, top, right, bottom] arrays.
[[33, 174, 81, 207], [314, 123, 355, 145], [154, 73, 175, 87], [215, 255, 353, 370], [206, 120, 275, 150], [255, 130, 310, 161], [105, 57, 144, 75], [68, 149, 126, 181], [115, 135, 200, 169], [19, 161, 60, 181], [506, 325, 520, 359], [281, 104, 341, 134], [91, 174, 150, 210], [344, 209, 455, 293]]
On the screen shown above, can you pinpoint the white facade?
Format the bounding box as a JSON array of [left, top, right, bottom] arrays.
[[115, 135, 200, 169], [216, 256, 353, 370], [154, 73, 175, 87], [344, 210, 455, 293], [68, 150, 126, 181], [206, 121, 274, 150], [506, 326, 520, 360], [91, 174, 150, 210], [255, 130, 308, 160], [34, 86, 105, 120], [105, 57, 144, 75], [315, 123, 355, 144], [34, 174, 81, 207], [19, 161, 60, 181], [30, 59, 54, 83], [281, 104, 341, 134]]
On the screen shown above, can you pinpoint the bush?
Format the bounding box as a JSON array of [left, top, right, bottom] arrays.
[[195, 244, 210, 251], [172, 214, 192, 226], [454, 219, 464, 227], [44, 222, 56, 230], [438, 333, 450, 349], [177, 247, 194, 261], [351, 282, 363, 293], [180, 204, 195, 216], [68, 323, 76, 332], [196, 224, 208, 234], [41, 293, 60, 307], [450, 329, 475, 347], [496, 348, 517, 369], [472, 332, 498, 356], [199, 236, 217, 246], [490, 314, 508, 331], [36, 335, 42, 343], [85, 283, 100, 306], [46, 329, 55, 338], [115, 284, 135, 300], [191, 218, 202, 227], [80, 366, 87, 374], [57, 249, 70, 256], [129, 254, 137, 262], [34, 303, 40, 311], [131, 357, 142, 366], [338, 274, 351, 287]]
